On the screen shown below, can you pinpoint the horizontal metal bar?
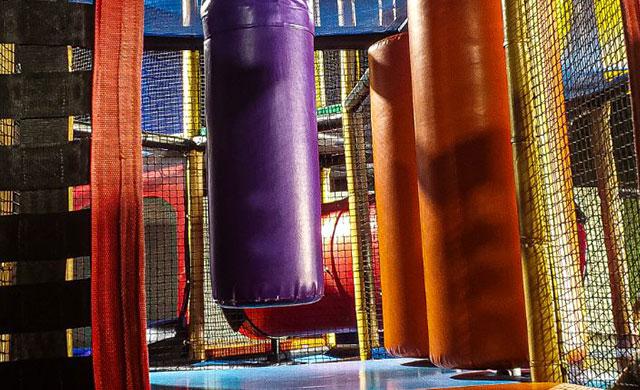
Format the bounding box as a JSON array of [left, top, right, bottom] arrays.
[[318, 113, 343, 131], [74, 127, 206, 153], [344, 68, 370, 113], [75, 114, 342, 153], [144, 32, 398, 51], [315, 32, 397, 50], [143, 132, 206, 153]]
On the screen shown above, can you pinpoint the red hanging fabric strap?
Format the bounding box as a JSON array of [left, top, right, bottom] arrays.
[[621, 0, 640, 187], [91, 0, 150, 389]]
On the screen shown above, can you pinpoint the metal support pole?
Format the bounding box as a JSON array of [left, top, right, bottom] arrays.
[[340, 50, 378, 360], [183, 50, 206, 361], [502, 0, 587, 381], [315, 51, 326, 109], [529, 0, 588, 371], [590, 102, 635, 367], [270, 338, 281, 363], [182, 0, 193, 27]]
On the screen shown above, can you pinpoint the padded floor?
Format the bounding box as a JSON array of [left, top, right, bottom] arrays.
[[150, 358, 517, 389]]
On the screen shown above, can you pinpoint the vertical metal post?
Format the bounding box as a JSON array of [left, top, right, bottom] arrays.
[[270, 338, 281, 363], [502, 0, 588, 381], [590, 103, 635, 366], [594, 0, 636, 365], [315, 51, 326, 109], [529, 0, 588, 371], [314, 47, 339, 352], [183, 50, 206, 361], [340, 50, 378, 360], [502, 9, 563, 372], [0, 43, 14, 363], [321, 168, 337, 203], [182, 0, 193, 27]]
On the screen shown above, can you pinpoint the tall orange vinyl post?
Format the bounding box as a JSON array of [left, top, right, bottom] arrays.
[[369, 33, 429, 358], [408, 0, 529, 369]]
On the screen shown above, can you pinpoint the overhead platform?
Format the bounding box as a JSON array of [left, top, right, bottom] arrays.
[[141, 0, 406, 39]]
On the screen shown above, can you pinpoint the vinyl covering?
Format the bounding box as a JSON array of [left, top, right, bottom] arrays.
[[202, 0, 324, 308], [407, 0, 529, 369], [369, 33, 429, 358], [240, 199, 369, 338]]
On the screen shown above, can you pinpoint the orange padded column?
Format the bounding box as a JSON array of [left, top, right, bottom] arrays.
[[369, 33, 428, 358], [408, 0, 528, 369]]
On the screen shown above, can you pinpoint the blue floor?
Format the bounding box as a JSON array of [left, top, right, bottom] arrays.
[[150, 358, 516, 389]]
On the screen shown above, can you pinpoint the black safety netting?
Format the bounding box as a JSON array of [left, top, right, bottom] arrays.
[[139, 47, 384, 370], [0, 41, 384, 371], [504, 0, 640, 387], [7, 1, 640, 388]]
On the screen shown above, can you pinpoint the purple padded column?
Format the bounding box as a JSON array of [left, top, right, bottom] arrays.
[[202, 0, 323, 308]]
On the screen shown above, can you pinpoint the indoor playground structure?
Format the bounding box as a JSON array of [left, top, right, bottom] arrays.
[[4, 0, 640, 389]]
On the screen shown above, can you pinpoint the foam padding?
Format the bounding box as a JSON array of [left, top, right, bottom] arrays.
[[0, 71, 92, 119], [202, 0, 323, 308], [0, 0, 94, 47], [0, 279, 91, 333], [0, 139, 90, 191], [408, 0, 529, 369], [0, 209, 91, 262], [368, 33, 429, 358], [239, 199, 380, 338], [0, 357, 94, 390]]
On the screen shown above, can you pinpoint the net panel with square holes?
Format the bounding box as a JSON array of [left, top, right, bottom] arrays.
[[503, 0, 640, 386], [140, 46, 385, 369]]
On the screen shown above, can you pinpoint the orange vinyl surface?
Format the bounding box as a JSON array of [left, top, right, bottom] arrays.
[[369, 33, 429, 358], [407, 0, 529, 369]]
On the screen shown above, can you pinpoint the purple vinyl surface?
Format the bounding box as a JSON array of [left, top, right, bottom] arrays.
[[202, 0, 323, 308]]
